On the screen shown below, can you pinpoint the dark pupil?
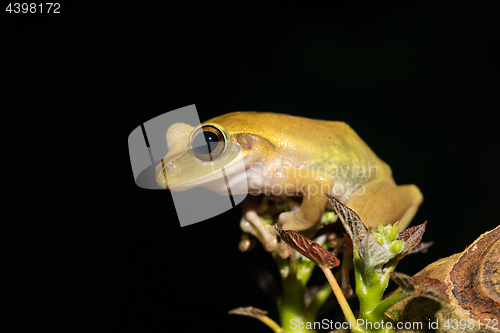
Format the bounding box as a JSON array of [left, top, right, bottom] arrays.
[[193, 131, 220, 155]]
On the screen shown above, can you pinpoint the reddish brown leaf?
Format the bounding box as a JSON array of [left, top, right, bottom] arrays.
[[397, 221, 427, 256], [326, 194, 367, 249], [228, 306, 268, 319], [275, 225, 340, 269], [411, 275, 449, 303], [390, 271, 449, 303], [390, 271, 415, 291], [408, 240, 434, 254]]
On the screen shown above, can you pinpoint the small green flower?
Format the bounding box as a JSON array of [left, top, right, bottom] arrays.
[[260, 212, 274, 225], [320, 211, 338, 225], [372, 222, 407, 257]]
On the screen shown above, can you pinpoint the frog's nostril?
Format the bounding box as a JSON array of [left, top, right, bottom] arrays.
[[160, 159, 173, 172]]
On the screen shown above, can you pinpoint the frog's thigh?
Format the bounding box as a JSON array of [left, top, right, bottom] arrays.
[[275, 167, 333, 231], [347, 180, 423, 229]]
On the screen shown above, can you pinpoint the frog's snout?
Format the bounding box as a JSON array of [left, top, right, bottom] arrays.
[[156, 160, 172, 189]]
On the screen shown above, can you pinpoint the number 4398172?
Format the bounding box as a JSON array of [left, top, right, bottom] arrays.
[[6, 3, 60, 13]]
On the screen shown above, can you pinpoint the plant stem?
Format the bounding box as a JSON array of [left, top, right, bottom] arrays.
[[260, 315, 286, 333], [369, 290, 408, 320], [322, 267, 363, 333], [296, 258, 316, 288], [303, 281, 332, 322], [279, 267, 315, 333]]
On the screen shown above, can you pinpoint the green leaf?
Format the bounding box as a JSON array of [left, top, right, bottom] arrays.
[[358, 228, 392, 273]]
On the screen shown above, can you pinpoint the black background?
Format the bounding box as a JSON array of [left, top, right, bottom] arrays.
[[4, 3, 500, 332]]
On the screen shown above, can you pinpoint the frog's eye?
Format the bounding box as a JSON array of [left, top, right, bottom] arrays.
[[191, 125, 228, 161]]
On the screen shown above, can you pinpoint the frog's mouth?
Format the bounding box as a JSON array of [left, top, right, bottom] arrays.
[[155, 159, 171, 189], [156, 151, 248, 195]]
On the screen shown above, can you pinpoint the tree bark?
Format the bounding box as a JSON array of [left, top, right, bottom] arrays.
[[386, 225, 499, 332]]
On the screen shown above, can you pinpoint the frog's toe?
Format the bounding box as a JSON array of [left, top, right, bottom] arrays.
[[240, 212, 277, 252], [238, 232, 256, 252], [277, 240, 290, 259], [278, 210, 314, 232]]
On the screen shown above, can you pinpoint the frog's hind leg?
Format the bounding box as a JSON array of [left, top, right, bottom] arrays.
[[345, 179, 423, 230]]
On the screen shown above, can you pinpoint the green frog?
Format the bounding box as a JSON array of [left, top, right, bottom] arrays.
[[156, 112, 422, 252]]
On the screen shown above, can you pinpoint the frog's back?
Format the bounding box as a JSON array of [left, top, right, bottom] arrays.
[[207, 112, 352, 145], [206, 112, 392, 182]]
